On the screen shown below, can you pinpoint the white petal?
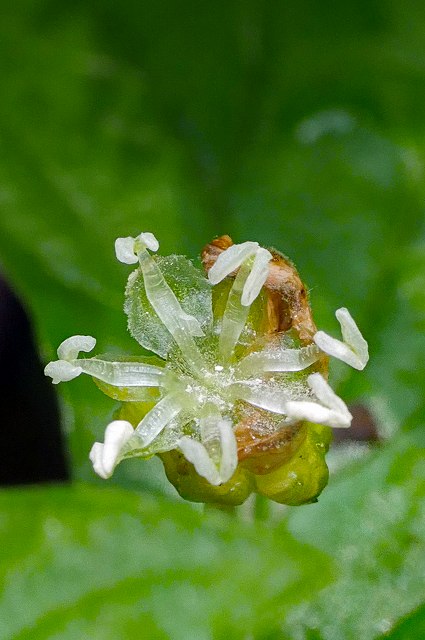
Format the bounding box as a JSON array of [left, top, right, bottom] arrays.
[[57, 335, 96, 361], [241, 247, 272, 306], [44, 360, 83, 384], [115, 236, 138, 264], [138, 232, 159, 252], [314, 307, 369, 370], [178, 437, 221, 485], [208, 241, 258, 285], [89, 420, 134, 479]]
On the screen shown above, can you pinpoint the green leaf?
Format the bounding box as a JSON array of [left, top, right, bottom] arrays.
[[0, 484, 331, 640], [282, 428, 425, 639], [1, 4, 425, 635], [376, 602, 425, 640]]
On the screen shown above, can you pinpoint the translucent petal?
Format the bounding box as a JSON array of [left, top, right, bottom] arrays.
[[208, 241, 258, 285], [114, 236, 138, 264], [314, 307, 369, 370], [57, 335, 96, 361], [138, 249, 204, 337], [237, 344, 320, 375], [89, 420, 135, 479], [241, 247, 272, 306], [125, 254, 212, 364], [135, 393, 184, 447], [44, 360, 82, 384]]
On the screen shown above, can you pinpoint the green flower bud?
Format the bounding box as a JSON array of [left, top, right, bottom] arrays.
[[44, 232, 368, 506], [254, 423, 332, 506], [160, 450, 254, 506]]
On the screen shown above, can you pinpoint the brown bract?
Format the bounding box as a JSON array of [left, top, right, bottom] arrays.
[[202, 235, 317, 342], [202, 235, 329, 473]]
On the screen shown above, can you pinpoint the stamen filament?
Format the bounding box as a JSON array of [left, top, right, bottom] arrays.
[[237, 344, 320, 375], [230, 381, 291, 414], [179, 404, 237, 485], [77, 358, 165, 387], [218, 258, 253, 361], [135, 393, 186, 447]]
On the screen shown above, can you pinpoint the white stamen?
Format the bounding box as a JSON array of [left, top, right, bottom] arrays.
[[218, 258, 252, 359], [240, 247, 272, 306], [208, 241, 258, 285], [178, 437, 221, 485], [138, 232, 159, 252], [231, 382, 291, 414], [44, 360, 83, 384], [57, 335, 96, 361], [237, 344, 320, 374], [217, 419, 238, 482], [314, 307, 369, 370], [115, 237, 138, 264], [89, 420, 134, 479], [285, 373, 352, 428], [178, 417, 237, 485]]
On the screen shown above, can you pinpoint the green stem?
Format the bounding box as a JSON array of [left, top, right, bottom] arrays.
[[253, 494, 270, 522], [203, 503, 238, 517]]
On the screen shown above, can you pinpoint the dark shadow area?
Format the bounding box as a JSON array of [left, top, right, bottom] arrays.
[[0, 273, 69, 485]]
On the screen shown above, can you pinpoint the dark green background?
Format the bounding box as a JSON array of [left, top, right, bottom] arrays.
[[0, 2, 424, 638]]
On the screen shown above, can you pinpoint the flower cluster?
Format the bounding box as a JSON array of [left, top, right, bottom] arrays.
[[45, 233, 368, 505]]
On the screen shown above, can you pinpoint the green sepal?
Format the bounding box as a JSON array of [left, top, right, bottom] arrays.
[[115, 401, 157, 426], [254, 423, 332, 506], [94, 379, 161, 402], [160, 450, 254, 506]]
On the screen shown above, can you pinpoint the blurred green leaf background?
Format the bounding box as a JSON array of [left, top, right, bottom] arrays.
[[0, 1, 424, 638]]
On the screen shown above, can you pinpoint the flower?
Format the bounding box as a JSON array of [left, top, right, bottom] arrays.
[[45, 232, 369, 505]]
